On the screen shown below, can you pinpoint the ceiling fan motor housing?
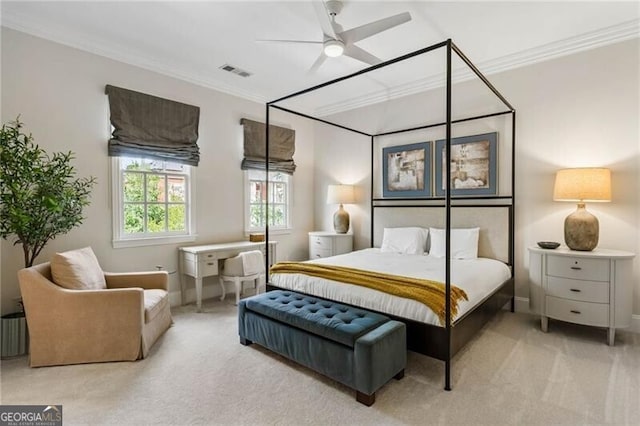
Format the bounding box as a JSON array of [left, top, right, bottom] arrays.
[[325, 0, 344, 16]]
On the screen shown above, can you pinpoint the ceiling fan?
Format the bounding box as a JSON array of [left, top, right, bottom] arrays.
[[260, 0, 412, 71]]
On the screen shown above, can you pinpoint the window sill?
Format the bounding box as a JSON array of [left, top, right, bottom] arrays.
[[245, 228, 292, 236], [113, 234, 198, 249]]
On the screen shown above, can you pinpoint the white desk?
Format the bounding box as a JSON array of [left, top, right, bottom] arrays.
[[179, 241, 277, 311]]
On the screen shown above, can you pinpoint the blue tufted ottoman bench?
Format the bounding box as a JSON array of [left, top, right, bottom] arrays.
[[238, 290, 406, 406]]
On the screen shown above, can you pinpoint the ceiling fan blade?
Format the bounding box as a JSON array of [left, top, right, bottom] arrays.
[[309, 53, 327, 73], [340, 12, 411, 44], [256, 39, 323, 45], [312, 0, 338, 39], [343, 44, 381, 66]]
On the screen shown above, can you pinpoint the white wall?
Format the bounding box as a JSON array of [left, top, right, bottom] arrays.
[[504, 38, 639, 316], [0, 28, 315, 314], [314, 39, 640, 316]]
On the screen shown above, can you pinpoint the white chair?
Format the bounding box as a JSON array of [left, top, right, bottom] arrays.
[[219, 250, 266, 305]]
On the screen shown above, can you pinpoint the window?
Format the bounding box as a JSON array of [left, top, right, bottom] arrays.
[[245, 170, 291, 233], [112, 157, 196, 248]]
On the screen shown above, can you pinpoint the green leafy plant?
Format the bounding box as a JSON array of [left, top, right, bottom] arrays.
[[0, 118, 96, 267]]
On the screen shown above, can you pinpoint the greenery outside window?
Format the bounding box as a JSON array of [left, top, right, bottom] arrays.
[[112, 157, 196, 248], [245, 170, 291, 234]]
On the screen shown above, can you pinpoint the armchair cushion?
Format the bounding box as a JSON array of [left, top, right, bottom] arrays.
[[51, 247, 106, 290], [144, 289, 169, 323]]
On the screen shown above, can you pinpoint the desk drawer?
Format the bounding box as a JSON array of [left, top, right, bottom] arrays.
[[547, 256, 609, 282], [545, 296, 609, 327], [546, 277, 609, 303], [201, 251, 217, 261], [200, 259, 218, 276]]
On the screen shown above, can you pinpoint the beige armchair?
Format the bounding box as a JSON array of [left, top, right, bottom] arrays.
[[18, 247, 172, 367]]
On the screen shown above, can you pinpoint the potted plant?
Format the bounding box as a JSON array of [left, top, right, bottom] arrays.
[[0, 118, 96, 267]]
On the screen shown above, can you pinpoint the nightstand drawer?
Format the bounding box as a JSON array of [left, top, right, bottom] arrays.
[[546, 277, 609, 303], [547, 256, 609, 282], [310, 247, 332, 259], [545, 296, 609, 327], [309, 236, 332, 250]]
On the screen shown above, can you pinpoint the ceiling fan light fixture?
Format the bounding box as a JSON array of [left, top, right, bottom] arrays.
[[324, 39, 344, 57]]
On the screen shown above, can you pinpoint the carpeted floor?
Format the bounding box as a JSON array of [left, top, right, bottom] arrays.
[[1, 298, 639, 425]]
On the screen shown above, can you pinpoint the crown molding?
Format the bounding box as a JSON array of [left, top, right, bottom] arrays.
[[1, 13, 269, 105], [2, 12, 637, 116], [314, 19, 640, 117], [479, 18, 639, 76]]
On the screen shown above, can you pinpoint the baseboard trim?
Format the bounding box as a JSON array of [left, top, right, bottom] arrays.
[[513, 296, 531, 314], [631, 315, 640, 334], [168, 282, 260, 308], [169, 286, 223, 308]]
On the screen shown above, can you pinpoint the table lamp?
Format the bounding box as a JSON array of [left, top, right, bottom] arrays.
[[553, 168, 611, 251], [327, 184, 355, 234]]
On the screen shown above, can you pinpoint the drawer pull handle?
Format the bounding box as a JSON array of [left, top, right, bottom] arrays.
[[207, 254, 214, 258], [570, 310, 581, 315], [570, 289, 581, 292], [207, 262, 214, 266], [570, 266, 582, 270]]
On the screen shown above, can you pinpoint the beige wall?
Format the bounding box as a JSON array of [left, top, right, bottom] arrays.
[[0, 28, 315, 314], [313, 39, 640, 317], [3, 28, 638, 322]]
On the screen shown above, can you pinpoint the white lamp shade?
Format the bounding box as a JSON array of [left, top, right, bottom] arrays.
[[553, 168, 611, 202], [327, 184, 355, 205]]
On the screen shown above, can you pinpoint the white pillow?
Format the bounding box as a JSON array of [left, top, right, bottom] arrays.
[[429, 227, 480, 259], [380, 227, 429, 255]]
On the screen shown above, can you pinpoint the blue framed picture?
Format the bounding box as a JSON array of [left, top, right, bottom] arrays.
[[382, 142, 432, 198], [435, 132, 497, 197]]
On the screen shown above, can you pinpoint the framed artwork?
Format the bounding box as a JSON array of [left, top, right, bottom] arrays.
[[382, 141, 432, 198], [435, 132, 497, 196]]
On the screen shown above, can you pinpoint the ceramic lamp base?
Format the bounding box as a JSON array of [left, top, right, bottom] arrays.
[[564, 203, 599, 251], [333, 204, 350, 234]]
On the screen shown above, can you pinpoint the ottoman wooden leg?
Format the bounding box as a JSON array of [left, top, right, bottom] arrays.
[[239, 337, 252, 346], [394, 369, 405, 380], [356, 391, 375, 406]]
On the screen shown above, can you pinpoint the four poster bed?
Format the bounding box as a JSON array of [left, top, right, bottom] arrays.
[[264, 39, 516, 390]]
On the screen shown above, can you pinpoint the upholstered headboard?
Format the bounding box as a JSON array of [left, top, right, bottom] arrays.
[[372, 206, 511, 263]]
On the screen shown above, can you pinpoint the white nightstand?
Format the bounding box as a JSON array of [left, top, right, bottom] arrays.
[[308, 231, 353, 260], [528, 246, 635, 345]]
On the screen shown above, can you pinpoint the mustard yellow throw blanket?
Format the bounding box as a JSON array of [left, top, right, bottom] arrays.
[[270, 262, 468, 325]]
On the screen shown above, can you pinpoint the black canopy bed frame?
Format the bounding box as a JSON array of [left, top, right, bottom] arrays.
[[264, 39, 516, 390]]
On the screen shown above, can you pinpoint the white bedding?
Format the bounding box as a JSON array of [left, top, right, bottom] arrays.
[[270, 248, 511, 326]]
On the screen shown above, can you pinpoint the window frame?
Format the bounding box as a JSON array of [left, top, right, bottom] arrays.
[[111, 156, 197, 248], [244, 169, 292, 235]]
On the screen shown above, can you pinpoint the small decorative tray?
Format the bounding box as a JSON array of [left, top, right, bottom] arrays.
[[537, 241, 560, 249]]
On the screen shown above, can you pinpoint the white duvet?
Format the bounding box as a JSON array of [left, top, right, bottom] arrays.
[[269, 248, 511, 326]]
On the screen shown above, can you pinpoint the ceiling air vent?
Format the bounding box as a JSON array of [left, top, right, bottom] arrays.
[[219, 63, 252, 78]]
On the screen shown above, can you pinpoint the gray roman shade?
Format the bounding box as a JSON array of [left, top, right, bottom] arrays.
[[240, 118, 296, 174], [105, 85, 200, 166]]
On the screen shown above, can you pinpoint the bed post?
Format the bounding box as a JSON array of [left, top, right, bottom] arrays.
[[370, 135, 375, 247], [444, 38, 453, 392], [265, 103, 271, 276], [510, 110, 517, 312]]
